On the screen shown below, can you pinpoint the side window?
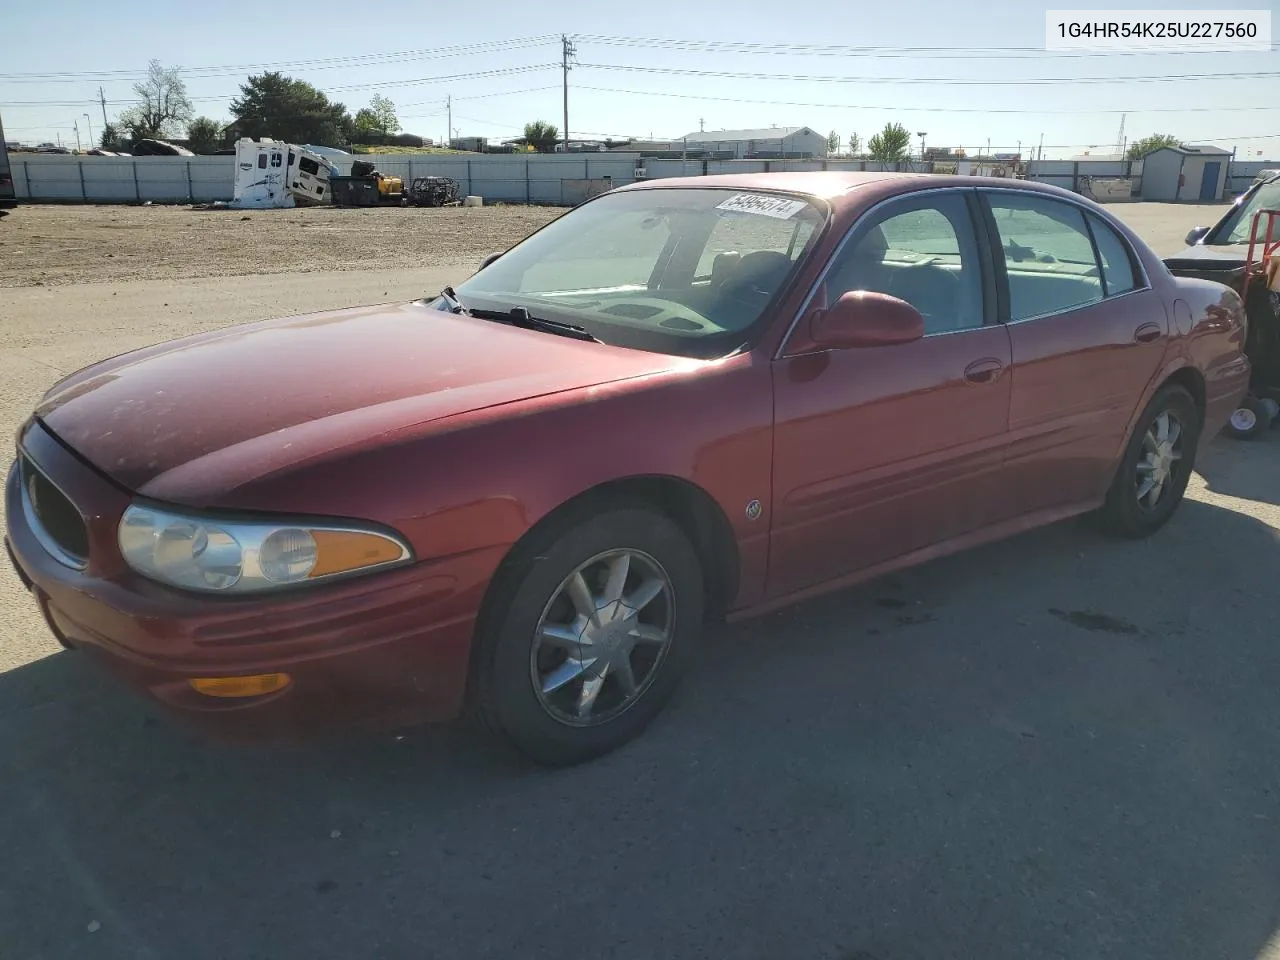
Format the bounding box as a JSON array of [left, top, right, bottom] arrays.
[[987, 194, 1103, 321], [298, 156, 321, 176], [270, 152, 283, 168], [257, 154, 267, 169], [825, 193, 983, 335], [1088, 214, 1139, 296]]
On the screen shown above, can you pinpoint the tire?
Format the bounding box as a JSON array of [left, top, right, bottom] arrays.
[[472, 504, 704, 765], [1099, 384, 1200, 538], [1221, 397, 1273, 441]]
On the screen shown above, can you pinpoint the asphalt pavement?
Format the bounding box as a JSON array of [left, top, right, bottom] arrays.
[[4, 202, 1280, 960]]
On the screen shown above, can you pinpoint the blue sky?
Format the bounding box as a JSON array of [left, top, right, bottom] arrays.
[[2, 0, 1278, 159]]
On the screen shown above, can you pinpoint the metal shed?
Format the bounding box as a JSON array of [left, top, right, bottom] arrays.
[[675, 126, 827, 160], [1139, 144, 1232, 202]]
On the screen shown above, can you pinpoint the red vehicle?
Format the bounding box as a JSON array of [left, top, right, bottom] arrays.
[[5, 173, 1250, 764]]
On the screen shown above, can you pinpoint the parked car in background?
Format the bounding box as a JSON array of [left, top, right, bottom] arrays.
[[5, 173, 1249, 764], [1165, 170, 1280, 437], [131, 139, 194, 157], [0, 116, 15, 208]]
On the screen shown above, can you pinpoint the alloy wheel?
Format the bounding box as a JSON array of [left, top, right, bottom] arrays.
[[530, 549, 674, 727], [1134, 409, 1185, 510]]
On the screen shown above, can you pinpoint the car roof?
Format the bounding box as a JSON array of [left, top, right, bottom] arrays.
[[617, 171, 1080, 211]]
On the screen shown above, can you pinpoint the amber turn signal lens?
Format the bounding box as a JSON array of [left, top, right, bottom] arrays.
[[188, 673, 291, 698], [309, 530, 405, 578]]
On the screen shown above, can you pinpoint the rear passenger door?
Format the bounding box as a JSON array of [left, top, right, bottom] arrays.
[[979, 190, 1168, 519]]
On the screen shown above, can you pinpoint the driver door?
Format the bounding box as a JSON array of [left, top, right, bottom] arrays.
[[768, 190, 1013, 598]]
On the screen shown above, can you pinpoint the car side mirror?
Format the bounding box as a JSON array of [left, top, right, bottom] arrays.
[[809, 291, 925, 349], [478, 251, 503, 271], [1184, 226, 1209, 246]]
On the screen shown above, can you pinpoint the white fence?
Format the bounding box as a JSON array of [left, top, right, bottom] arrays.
[[10, 151, 1278, 205], [10, 153, 643, 204]]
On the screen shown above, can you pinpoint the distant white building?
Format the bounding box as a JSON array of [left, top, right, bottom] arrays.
[[675, 126, 827, 160]]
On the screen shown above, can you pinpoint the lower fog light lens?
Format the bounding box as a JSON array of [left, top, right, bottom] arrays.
[[188, 673, 292, 698]]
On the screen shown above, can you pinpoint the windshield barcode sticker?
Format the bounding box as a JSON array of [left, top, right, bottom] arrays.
[[715, 194, 808, 219]]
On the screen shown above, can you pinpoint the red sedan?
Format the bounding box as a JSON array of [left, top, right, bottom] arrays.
[[5, 173, 1250, 764]]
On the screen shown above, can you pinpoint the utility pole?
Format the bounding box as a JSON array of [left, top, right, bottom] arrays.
[[699, 117, 704, 133], [98, 86, 108, 130], [916, 131, 927, 162], [83, 113, 94, 148], [561, 34, 576, 153], [1037, 132, 1044, 162], [446, 94, 452, 148], [73, 121, 81, 152]]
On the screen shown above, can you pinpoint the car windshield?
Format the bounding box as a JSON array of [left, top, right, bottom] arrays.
[[453, 187, 826, 358], [1208, 179, 1280, 245]]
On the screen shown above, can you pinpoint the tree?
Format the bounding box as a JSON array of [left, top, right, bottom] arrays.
[[523, 120, 560, 153], [1127, 133, 1181, 160], [100, 123, 128, 151], [230, 72, 354, 146], [186, 117, 224, 154], [826, 130, 840, 154], [117, 59, 192, 142], [359, 94, 400, 137], [867, 122, 911, 162], [848, 132, 862, 157]]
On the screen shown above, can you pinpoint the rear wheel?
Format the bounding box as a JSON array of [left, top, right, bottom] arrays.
[[1099, 385, 1200, 538], [1222, 396, 1272, 440], [472, 505, 703, 765]]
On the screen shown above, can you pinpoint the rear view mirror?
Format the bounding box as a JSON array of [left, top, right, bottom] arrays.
[[478, 251, 503, 271], [1184, 226, 1209, 246], [809, 291, 925, 349]]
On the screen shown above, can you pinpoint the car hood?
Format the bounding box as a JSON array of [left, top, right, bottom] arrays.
[[1163, 243, 1248, 273], [35, 300, 683, 497]]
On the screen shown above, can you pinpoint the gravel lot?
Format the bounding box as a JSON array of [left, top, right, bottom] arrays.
[[6, 198, 1280, 960], [0, 203, 562, 287]]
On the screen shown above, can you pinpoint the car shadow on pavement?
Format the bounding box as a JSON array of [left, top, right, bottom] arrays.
[[1195, 430, 1280, 506], [3, 495, 1280, 960]]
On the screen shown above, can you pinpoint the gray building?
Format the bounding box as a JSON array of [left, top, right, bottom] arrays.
[[1139, 144, 1232, 201], [675, 126, 827, 160]]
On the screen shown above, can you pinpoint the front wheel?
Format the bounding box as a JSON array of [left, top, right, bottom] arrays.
[[1098, 385, 1200, 538], [472, 505, 704, 765]]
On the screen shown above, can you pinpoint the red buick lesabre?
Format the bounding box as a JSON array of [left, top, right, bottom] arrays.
[[5, 173, 1250, 764]]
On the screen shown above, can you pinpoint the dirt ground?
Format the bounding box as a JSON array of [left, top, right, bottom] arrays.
[[0, 204, 564, 287], [0, 197, 1231, 289]]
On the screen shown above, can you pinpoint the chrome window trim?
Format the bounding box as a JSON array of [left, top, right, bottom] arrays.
[[775, 185, 985, 358], [17, 449, 88, 571], [1003, 286, 1150, 327], [775, 183, 1156, 356]]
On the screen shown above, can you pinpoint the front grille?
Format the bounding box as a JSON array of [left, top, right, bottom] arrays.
[[19, 453, 89, 567]]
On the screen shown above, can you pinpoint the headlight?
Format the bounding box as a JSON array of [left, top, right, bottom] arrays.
[[118, 504, 411, 594]]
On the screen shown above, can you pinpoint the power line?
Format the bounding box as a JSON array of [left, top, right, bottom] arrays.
[[0, 66, 560, 107], [577, 62, 1280, 85], [577, 33, 1280, 59], [0, 37, 560, 83], [574, 83, 1280, 115]]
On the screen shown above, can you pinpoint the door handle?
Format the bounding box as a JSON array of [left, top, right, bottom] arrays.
[[964, 358, 1005, 384], [1134, 322, 1163, 343]]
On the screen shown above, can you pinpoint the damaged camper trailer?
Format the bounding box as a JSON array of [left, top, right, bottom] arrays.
[[230, 138, 335, 208]]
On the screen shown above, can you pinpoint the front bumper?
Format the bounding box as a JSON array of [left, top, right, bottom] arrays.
[[5, 422, 502, 740]]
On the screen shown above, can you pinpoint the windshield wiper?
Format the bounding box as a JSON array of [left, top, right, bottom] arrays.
[[438, 286, 463, 312], [464, 305, 600, 342]]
